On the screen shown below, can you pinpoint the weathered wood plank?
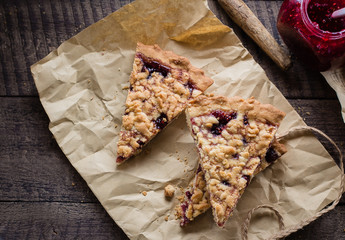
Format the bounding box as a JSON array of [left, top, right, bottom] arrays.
[[0, 0, 339, 99], [0, 202, 129, 240], [0, 201, 344, 240], [0, 97, 344, 204], [0, 97, 97, 202]]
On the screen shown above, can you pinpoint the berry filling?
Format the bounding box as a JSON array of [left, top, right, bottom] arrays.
[[185, 81, 197, 95], [210, 110, 237, 135], [242, 175, 250, 186], [243, 115, 249, 125], [180, 202, 190, 226], [154, 113, 168, 129], [265, 147, 279, 163], [196, 164, 202, 173], [137, 53, 170, 78], [222, 180, 230, 186], [116, 156, 126, 163], [185, 191, 192, 199]]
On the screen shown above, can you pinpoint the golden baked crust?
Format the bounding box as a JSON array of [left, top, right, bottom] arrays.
[[175, 139, 286, 226], [187, 95, 286, 124], [185, 95, 285, 227], [136, 43, 213, 92], [116, 43, 213, 164]]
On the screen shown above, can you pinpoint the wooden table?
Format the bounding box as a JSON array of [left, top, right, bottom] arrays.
[[1, 0, 344, 239]]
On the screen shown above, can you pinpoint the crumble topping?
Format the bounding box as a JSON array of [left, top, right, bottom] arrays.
[[185, 95, 285, 227], [116, 43, 213, 164], [164, 184, 175, 198], [175, 140, 286, 226]]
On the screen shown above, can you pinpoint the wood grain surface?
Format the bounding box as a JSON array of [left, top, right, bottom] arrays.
[[1, 0, 344, 239]]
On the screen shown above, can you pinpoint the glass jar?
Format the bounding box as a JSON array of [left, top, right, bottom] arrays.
[[277, 0, 345, 71]]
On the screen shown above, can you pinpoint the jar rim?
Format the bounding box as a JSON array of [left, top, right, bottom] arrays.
[[301, 0, 345, 39]]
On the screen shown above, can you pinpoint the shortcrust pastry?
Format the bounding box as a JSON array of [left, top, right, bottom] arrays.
[[116, 43, 213, 164], [176, 139, 286, 226], [185, 95, 285, 227]]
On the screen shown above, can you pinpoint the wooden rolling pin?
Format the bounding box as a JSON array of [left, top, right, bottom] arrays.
[[218, 0, 292, 71]]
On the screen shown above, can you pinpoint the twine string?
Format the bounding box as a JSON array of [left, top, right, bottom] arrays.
[[241, 205, 285, 240], [241, 126, 344, 240]]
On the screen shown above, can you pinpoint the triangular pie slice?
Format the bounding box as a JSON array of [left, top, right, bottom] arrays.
[[176, 138, 287, 226], [116, 43, 213, 164], [185, 95, 285, 227]]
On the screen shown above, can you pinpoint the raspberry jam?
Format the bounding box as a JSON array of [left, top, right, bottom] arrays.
[[277, 0, 345, 71]]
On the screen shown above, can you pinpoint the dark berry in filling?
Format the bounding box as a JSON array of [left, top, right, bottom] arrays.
[[137, 53, 170, 78], [180, 202, 190, 226], [232, 153, 239, 159], [242, 175, 250, 187], [185, 191, 192, 199], [137, 140, 145, 146], [222, 180, 230, 186], [185, 81, 196, 95], [243, 115, 249, 125], [197, 164, 202, 173], [154, 113, 168, 129], [116, 156, 126, 163], [265, 147, 279, 163], [210, 110, 237, 135]]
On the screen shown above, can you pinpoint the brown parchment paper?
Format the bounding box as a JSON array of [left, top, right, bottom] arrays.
[[31, 0, 343, 239]]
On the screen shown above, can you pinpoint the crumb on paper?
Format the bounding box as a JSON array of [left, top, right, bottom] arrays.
[[164, 215, 169, 221], [122, 85, 129, 90], [141, 191, 147, 196], [90, 97, 94, 101], [114, 124, 118, 128], [164, 184, 175, 198], [118, 68, 121, 71], [177, 194, 184, 202]]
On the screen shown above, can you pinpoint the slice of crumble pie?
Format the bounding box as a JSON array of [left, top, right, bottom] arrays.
[[176, 139, 286, 227], [116, 43, 213, 164], [185, 95, 285, 227]]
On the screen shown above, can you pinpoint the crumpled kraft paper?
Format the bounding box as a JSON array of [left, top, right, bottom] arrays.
[[30, 0, 343, 239], [321, 67, 345, 122]]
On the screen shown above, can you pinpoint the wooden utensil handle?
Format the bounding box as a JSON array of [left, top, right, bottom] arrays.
[[218, 0, 292, 71]]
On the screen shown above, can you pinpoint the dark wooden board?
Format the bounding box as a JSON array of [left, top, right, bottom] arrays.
[[0, 203, 344, 240], [0, 0, 337, 99], [0, 202, 129, 240], [1, 0, 345, 239], [0, 97, 97, 202]]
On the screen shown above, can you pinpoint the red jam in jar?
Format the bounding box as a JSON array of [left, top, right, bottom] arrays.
[[277, 0, 345, 71]]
